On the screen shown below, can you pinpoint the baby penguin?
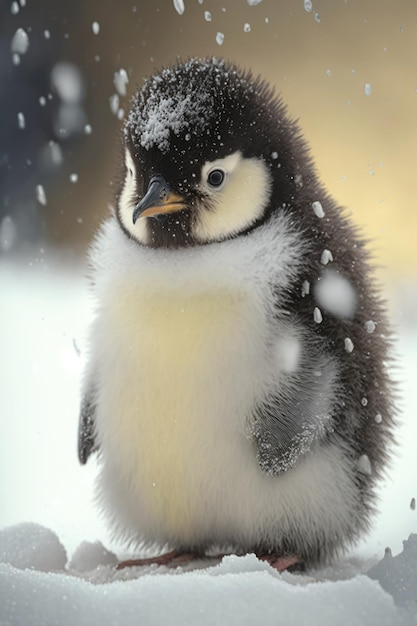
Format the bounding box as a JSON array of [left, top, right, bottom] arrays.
[[79, 57, 395, 571]]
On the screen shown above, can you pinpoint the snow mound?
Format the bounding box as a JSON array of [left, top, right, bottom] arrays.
[[0, 522, 67, 572], [368, 534, 417, 615], [0, 558, 410, 626], [69, 540, 118, 573]]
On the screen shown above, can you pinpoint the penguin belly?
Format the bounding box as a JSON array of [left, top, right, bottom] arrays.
[[95, 281, 357, 553]]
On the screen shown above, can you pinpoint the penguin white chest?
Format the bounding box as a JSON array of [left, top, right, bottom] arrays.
[[97, 282, 267, 539]]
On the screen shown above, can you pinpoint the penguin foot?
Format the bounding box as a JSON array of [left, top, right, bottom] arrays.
[[116, 550, 197, 569], [116, 551, 301, 572], [257, 554, 302, 572]]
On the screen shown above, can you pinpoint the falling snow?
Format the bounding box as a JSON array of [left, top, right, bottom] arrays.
[[17, 112, 25, 129], [344, 338, 354, 353], [84, 124, 93, 135], [70, 173, 79, 184], [11, 1, 19, 14], [204, 11, 212, 21], [304, 0, 313, 12], [92, 21, 100, 35], [312, 200, 325, 218], [216, 32, 225, 45], [313, 307, 323, 324], [357, 454, 372, 476], [109, 94, 120, 116], [51, 62, 84, 102], [247, 0, 263, 5], [314, 270, 357, 319], [301, 280, 310, 297], [49, 141, 63, 165], [173, 0, 185, 15], [375, 414, 383, 424], [114, 69, 129, 96], [244, 23, 251, 32], [365, 320, 376, 334], [320, 249, 334, 265], [10, 28, 29, 55], [0, 216, 17, 252], [35, 185, 47, 206], [364, 83, 372, 96]]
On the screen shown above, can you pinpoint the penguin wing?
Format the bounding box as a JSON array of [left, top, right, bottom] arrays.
[[253, 348, 338, 475], [78, 391, 98, 464]]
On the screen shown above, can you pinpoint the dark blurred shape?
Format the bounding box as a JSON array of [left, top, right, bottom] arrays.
[[0, 3, 79, 252]]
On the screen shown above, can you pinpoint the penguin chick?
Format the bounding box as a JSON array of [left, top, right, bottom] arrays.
[[79, 57, 396, 569]]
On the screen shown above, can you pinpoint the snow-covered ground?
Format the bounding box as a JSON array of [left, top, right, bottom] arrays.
[[0, 255, 416, 625]]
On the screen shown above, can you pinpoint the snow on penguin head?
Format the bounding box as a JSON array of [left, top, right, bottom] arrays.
[[118, 57, 313, 249]]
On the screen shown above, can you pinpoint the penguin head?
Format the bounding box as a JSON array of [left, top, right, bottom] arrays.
[[118, 57, 307, 249]]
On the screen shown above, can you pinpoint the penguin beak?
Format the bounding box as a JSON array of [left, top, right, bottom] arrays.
[[132, 175, 188, 223]]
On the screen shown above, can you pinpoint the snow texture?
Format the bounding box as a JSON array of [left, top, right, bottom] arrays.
[[0, 524, 415, 625], [0, 523, 67, 572], [126, 59, 225, 153]]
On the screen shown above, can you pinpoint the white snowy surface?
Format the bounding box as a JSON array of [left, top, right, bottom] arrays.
[[0, 257, 417, 625]]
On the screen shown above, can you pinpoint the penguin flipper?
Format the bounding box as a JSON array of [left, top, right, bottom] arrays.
[[254, 354, 337, 475], [78, 392, 98, 464]]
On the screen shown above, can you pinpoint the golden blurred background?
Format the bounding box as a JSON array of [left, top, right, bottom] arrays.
[[2, 0, 416, 281]]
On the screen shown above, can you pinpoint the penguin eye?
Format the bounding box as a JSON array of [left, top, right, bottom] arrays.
[[207, 169, 225, 188]]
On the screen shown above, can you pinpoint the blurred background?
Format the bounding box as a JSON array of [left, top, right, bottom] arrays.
[[1, 0, 416, 275], [1, 0, 416, 558]]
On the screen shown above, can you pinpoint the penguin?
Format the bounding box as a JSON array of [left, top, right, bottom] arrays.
[[78, 57, 396, 571]]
